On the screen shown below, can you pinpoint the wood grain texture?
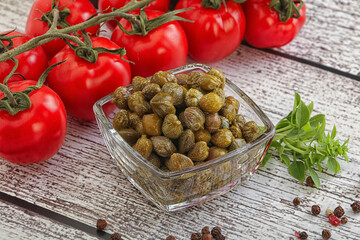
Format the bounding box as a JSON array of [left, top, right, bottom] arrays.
[[0, 199, 100, 240], [0, 0, 360, 239]]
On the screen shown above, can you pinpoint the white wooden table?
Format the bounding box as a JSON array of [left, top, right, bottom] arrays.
[[1, 0, 359, 239]]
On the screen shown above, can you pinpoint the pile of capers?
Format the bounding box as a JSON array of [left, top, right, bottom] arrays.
[[111, 68, 262, 172]]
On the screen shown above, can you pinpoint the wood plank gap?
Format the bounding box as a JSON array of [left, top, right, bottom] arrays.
[[0, 191, 110, 240]]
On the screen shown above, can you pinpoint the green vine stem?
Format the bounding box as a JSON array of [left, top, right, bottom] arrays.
[[269, 0, 304, 22], [201, 0, 247, 10], [0, 0, 155, 63]]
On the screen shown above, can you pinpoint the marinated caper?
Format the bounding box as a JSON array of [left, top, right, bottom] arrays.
[[205, 112, 221, 133], [183, 107, 205, 131], [142, 114, 162, 136], [187, 72, 203, 89], [184, 88, 203, 107], [148, 153, 161, 168], [198, 74, 222, 91], [150, 92, 176, 118], [220, 103, 237, 123], [178, 129, 195, 153], [219, 115, 230, 129], [111, 86, 131, 109], [199, 92, 224, 113], [208, 68, 226, 89], [128, 112, 145, 134], [225, 96, 240, 113], [211, 88, 226, 102], [132, 76, 149, 91], [151, 136, 177, 157], [128, 92, 151, 116], [175, 74, 189, 86], [233, 114, 246, 129], [207, 147, 228, 160], [188, 141, 209, 161], [162, 114, 183, 139], [162, 83, 186, 106], [194, 129, 211, 144], [229, 125, 243, 138], [142, 83, 161, 100], [113, 109, 129, 131], [211, 129, 234, 148], [228, 138, 247, 151], [166, 153, 194, 171], [117, 128, 141, 145], [242, 121, 261, 142], [132, 135, 152, 159], [150, 71, 177, 87]]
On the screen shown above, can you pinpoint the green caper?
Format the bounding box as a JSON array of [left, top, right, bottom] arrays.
[[242, 121, 261, 142], [225, 96, 240, 113], [184, 88, 203, 107], [111, 86, 131, 109], [207, 147, 228, 160], [233, 114, 246, 129], [165, 153, 194, 171], [187, 72, 203, 89], [178, 129, 195, 153], [162, 83, 186, 106], [151, 136, 177, 157], [132, 135, 153, 159], [128, 112, 145, 134], [211, 129, 234, 148], [199, 92, 224, 113], [150, 71, 177, 87], [113, 109, 129, 131], [175, 74, 189, 86], [142, 114, 162, 136], [128, 92, 151, 116], [220, 103, 237, 123], [228, 138, 247, 151], [211, 88, 225, 102], [219, 115, 230, 129], [205, 112, 221, 133], [132, 76, 149, 91], [117, 128, 141, 145], [194, 129, 211, 144], [142, 83, 161, 100], [208, 68, 226, 89], [188, 141, 209, 161], [162, 114, 183, 139], [148, 153, 161, 168], [183, 107, 205, 131], [198, 74, 222, 91], [150, 92, 176, 118], [229, 125, 243, 138]]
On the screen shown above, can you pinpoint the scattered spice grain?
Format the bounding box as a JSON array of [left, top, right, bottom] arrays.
[[191, 233, 202, 240], [329, 215, 340, 227], [325, 209, 333, 217], [299, 231, 308, 239], [166, 236, 176, 240], [202, 226, 210, 234], [211, 227, 221, 237], [202, 233, 213, 240], [340, 217, 348, 224], [96, 219, 107, 231], [110, 233, 122, 240], [311, 205, 321, 215], [351, 201, 360, 213], [305, 176, 314, 187], [333, 206, 345, 218], [322, 229, 331, 240], [293, 197, 301, 206]]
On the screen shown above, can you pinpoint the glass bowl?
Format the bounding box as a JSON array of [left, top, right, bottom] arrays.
[[93, 63, 275, 212]]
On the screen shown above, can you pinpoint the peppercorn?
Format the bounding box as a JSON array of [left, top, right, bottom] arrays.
[[329, 214, 340, 226], [166, 236, 176, 240], [213, 235, 225, 240], [305, 176, 314, 187], [293, 197, 301, 206], [202, 233, 213, 240], [322, 229, 331, 240], [191, 233, 201, 240], [311, 205, 321, 215], [340, 217, 348, 224], [351, 201, 360, 213], [110, 233, 122, 240], [202, 226, 210, 234], [333, 206, 344, 218], [96, 219, 107, 231], [299, 231, 308, 239], [325, 209, 333, 217], [211, 227, 221, 237]]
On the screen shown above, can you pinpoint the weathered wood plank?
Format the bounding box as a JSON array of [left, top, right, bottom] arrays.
[[0, 199, 100, 240], [0, 44, 359, 239]]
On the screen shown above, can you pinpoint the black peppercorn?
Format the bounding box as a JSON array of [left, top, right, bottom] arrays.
[[322, 229, 331, 240], [202, 226, 210, 234], [334, 206, 345, 218], [341, 217, 348, 224], [191, 233, 201, 240], [311, 205, 321, 215], [299, 231, 308, 239], [110, 233, 122, 240], [211, 227, 222, 237], [202, 233, 213, 240], [214, 235, 225, 240], [305, 176, 314, 187], [96, 219, 107, 231], [293, 197, 301, 206], [166, 236, 176, 240], [351, 201, 360, 213]]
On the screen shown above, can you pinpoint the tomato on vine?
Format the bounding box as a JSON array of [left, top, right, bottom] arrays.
[[242, 0, 306, 48]]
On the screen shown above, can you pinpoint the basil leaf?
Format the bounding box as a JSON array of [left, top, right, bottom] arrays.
[[331, 125, 337, 139], [260, 153, 272, 167], [327, 157, 340, 174], [288, 160, 305, 182], [280, 154, 291, 166], [309, 114, 325, 129], [296, 101, 310, 129], [308, 168, 320, 188]]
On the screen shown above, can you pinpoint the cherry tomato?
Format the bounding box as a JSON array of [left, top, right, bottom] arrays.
[[0, 31, 48, 83], [26, 0, 99, 59], [242, 0, 306, 48], [111, 9, 188, 77], [98, 0, 170, 30], [0, 80, 67, 164], [175, 0, 246, 63], [47, 37, 131, 121]]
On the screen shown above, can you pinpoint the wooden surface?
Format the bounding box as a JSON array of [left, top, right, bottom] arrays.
[[0, 0, 359, 239]]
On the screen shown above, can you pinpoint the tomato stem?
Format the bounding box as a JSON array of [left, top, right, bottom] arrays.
[[269, 0, 304, 22]]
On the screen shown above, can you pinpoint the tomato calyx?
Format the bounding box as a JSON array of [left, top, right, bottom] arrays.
[[0, 30, 26, 53], [0, 59, 65, 115], [269, 0, 304, 22], [116, 8, 193, 36], [37, 0, 72, 29], [201, 0, 247, 10]]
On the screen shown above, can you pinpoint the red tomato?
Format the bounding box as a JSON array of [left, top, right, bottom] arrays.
[[111, 10, 188, 77], [26, 0, 99, 59], [0, 31, 48, 83], [242, 0, 306, 48], [47, 37, 131, 121], [175, 0, 246, 63], [98, 0, 170, 30], [0, 80, 67, 164]]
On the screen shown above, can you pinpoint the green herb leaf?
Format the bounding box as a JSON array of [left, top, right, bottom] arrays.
[[280, 154, 291, 166], [308, 168, 320, 188], [260, 153, 272, 167], [331, 125, 337, 139], [296, 101, 310, 129], [288, 160, 305, 182], [327, 157, 340, 174]]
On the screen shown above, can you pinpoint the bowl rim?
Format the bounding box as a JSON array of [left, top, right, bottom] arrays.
[[94, 63, 275, 179]]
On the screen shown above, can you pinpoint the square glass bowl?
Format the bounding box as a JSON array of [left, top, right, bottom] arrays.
[[93, 63, 275, 212]]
